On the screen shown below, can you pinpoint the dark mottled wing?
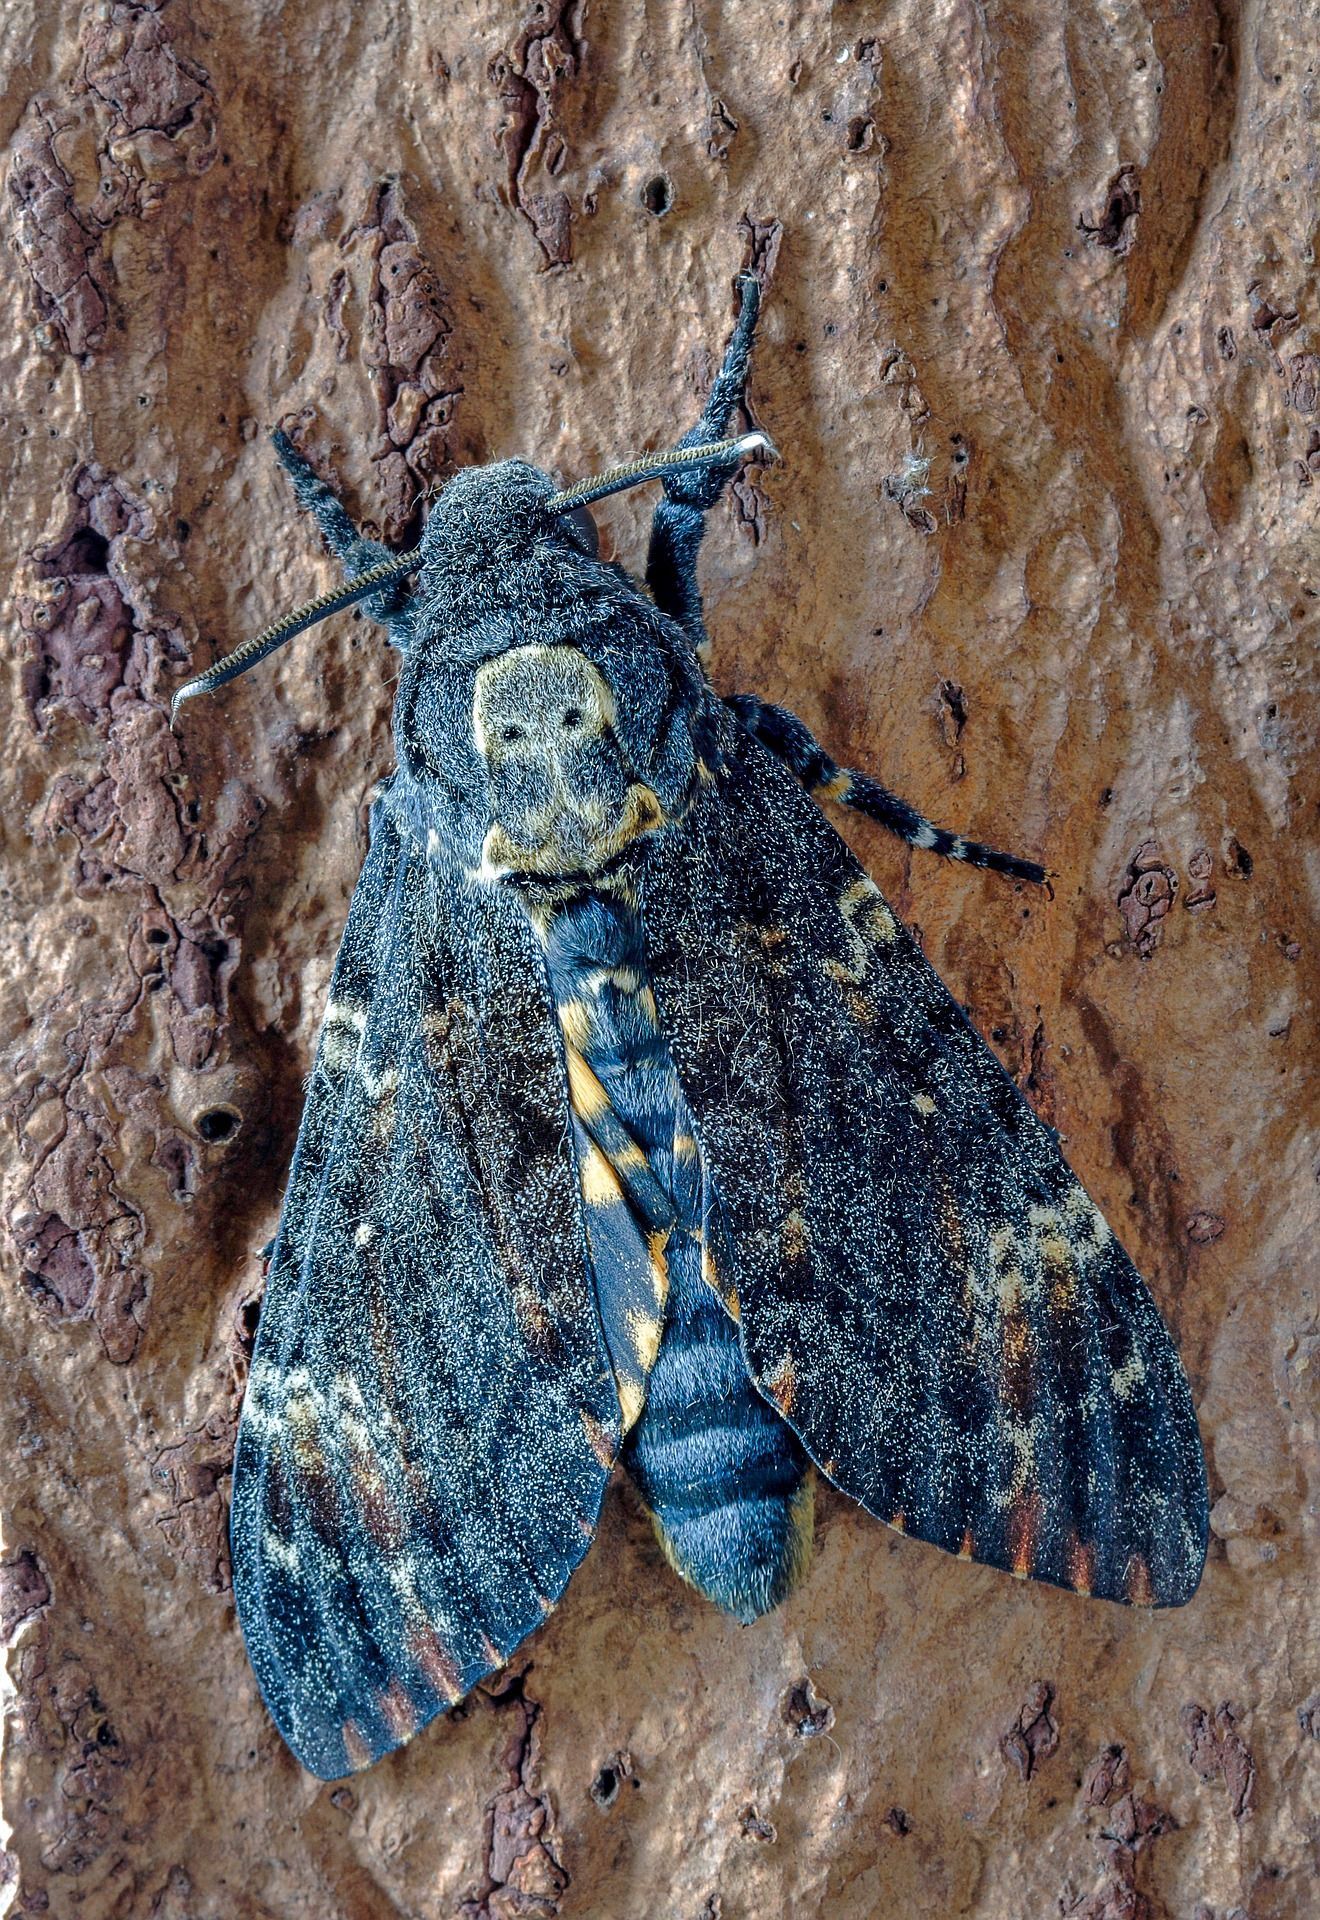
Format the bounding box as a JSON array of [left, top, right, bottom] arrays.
[[641, 715, 1208, 1608], [230, 790, 618, 1779]]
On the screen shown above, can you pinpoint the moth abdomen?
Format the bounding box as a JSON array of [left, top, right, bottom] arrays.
[[624, 1250, 814, 1625], [539, 880, 814, 1624]]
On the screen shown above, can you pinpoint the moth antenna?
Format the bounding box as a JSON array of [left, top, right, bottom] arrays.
[[169, 548, 423, 725], [547, 431, 776, 514]]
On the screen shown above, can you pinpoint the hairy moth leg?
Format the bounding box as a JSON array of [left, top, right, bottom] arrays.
[[726, 693, 1048, 887], [645, 273, 765, 657]]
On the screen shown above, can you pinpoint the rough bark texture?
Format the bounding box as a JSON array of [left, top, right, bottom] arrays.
[[1, 1, 1317, 1915]]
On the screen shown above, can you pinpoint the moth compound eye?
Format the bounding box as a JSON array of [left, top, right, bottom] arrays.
[[561, 503, 599, 556], [501, 724, 524, 745], [562, 707, 582, 731]]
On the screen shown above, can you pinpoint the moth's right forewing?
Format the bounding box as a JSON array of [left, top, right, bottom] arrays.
[[231, 795, 617, 1780]]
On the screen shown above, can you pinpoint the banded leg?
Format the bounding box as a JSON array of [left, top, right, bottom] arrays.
[[272, 431, 414, 641], [727, 693, 1048, 887], [646, 275, 763, 658]]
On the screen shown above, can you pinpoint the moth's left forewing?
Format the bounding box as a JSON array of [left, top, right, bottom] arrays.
[[232, 801, 619, 1779], [641, 712, 1209, 1610]]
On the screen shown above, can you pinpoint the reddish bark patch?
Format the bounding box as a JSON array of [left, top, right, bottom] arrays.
[[1071, 1743, 1177, 1919], [8, 5, 216, 356], [7, 100, 110, 354], [460, 1675, 569, 1919], [0, 1552, 52, 1642], [1000, 1680, 1059, 1780], [488, 0, 586, 269], [286, 177, 464, 544], [151, 1416, 237, 1594], [1181, 1702, 1256, 1821], [1118, 843, 1178, 956]]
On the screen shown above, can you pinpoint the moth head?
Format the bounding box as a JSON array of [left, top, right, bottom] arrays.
[[409, 457, 598, 592], [170, 430, 767, 720], [169, 429, 770, 881]]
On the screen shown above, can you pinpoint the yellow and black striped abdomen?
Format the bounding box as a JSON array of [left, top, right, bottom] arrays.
[[540, 883, 813, 1621]]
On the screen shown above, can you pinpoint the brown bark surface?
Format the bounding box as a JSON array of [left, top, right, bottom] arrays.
[[2, 1, 1317, 1915]]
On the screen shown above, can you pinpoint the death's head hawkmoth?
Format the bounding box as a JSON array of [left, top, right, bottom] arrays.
[[175, 275, 1208, 1780]]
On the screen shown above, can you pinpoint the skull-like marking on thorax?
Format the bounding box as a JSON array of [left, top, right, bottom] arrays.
[[471, 645, 666, 882]]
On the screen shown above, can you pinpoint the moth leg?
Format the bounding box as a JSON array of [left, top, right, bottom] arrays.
[[271, 430, 414, 638], [646, 274, 764, 659], [727, 693, 1049, 887]]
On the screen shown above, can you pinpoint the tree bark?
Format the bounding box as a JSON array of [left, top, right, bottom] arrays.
[[2, 1, 1316, 1916]]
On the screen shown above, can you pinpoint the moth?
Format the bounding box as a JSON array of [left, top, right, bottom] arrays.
[[176, 276, 1208, 1780]]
